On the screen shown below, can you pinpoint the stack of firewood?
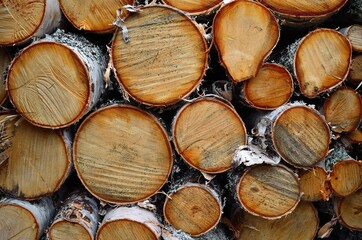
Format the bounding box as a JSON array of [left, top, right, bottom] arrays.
[[0, 0, 361, 239]]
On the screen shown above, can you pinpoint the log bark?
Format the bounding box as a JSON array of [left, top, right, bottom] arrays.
[[172, 97, 247, 174], [96, 206, 161, 240], [348, 54, 362, 85], [161, 0, 222, 15], [73, 104, 173, 204], [299, 166, 331, 201], [337, 189, 362, 231], [323, 87, 362, 133], [340, 24, 362, 52], [213, 0, 280, 83], [48, 192, 99, 240], [0, 0, 61, 46], [0, 48, 10, 105], [111, 5, 208, 106], [59, 0, 134, 33], [256, 0, 348, 27], [0, 197, 55, 239], [0, 114, 71, 200], [7, 29, 105, 129]]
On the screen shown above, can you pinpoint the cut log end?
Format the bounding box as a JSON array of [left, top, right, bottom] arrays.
[[213, 0, 279, 82], [173, 97, 247, 174], [341, 25, 362, 52], [162, 0, 222, 14], [243, 63, 293, 110], [74, 105, 173, 204], [295, 29, 352, 98], [299, 167, 331, 202], [163, 184, 222, 237], [237, 164, 300, 219], [338, 189, 362, 231], [111, 5, 207, 106], [49, 221, 91, 240], [7, 42, 92, 129], [345, 129, 362, 143], [349, 55, 362, 84], [0, 48, 10, 105], [272, 106, 330, 168], [59, 0, 134, 33], [330, 160, 362, 197], [324, 87, 362, 133]]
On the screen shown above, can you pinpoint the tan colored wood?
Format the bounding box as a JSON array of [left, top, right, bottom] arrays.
[[98, 220, 157, 240], [0, 48, 10, 105], [173, 97, 247, 173], [111, 5, 207, 106], [338, 189, 362, 230], [0, 114, 71, 199], [341, 25, 362, 52], [243, 63, 293, 110], [237, 164, 300, 219], [349, 55, 362, 84], [74, 105, 173, 204], [324, 87, 362, 133], [272, 106, 330, 168], [345, 129, 362, 143], [299, 167, 331, 201], [213, 0, 279, 83], [162, 0, 222, 14], [330, 160, 362, 197], [295, 29, 352, 98], [233, 201, 319, 240], [163, 184, 222, 236], [59, 0, 134, 33], [0, 0, 60, 46], [50, 222, 91, 240]]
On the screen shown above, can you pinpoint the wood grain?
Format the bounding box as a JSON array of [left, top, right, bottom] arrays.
[[162, 0, 222, 14], [299, 167, 330, 201], [349, 55, 362, 84], [338, 189, 362, 230], [330, 160, 362, 197], [50, 222, 91, 240], [0, 48, 10, 105]]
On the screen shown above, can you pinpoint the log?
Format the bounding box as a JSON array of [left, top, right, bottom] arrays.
[[0, 48, 10, 105], [232, 201, 319, 240], [213, 0, 279, 83], [256, 0, 348, 27], [161, 0, 222, 14], [74, 104, 173, 204], [345, 128, 362, 144], [0, 0, 61, 46], [349, 54, 362, 84], [237, 164, 300, 219], [329, 160, 362, 197], [172, 97, 247, 174], [163, 183, 222, 237], [111, 5, 207, 106], [323, 87, 362, 133], [239, 63, 294, 110], [299, 166, 331, 201], [59, 0, 134, 33], [96, 206, 161, 240], [7, 29, 105, 129], [337, 189, 362, 231], [48, 192, 99, 240], [340, 25, 362, 52], [0, 197, 55, 239], [294, 29, 352, 98], [0, 114, 71, 199]]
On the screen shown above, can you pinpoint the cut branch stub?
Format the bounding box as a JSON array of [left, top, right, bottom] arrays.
[[59, 0, 134, 33], [340, 25, 362, 52], [213, 0, 279, 83], [0, 114, 71, 200], [7, 31, 105, 129], [232, 201, 319, 240], [272, 105, 330, 168], [163, 184, 222, 237], [111, 5, 207, 106], [299, 167, 331, 202], [324, 87, 362, 133], [242, 63, 293, 110], [257, 0, 347, 27], [349, 55, 362, 84], [0, 0, 61, 46], [0, 48, 10, 105], [161, 0, 222, 14], [294, 29, 352, 98], [96, 206, 161, 240], [330, 160, 362, 197], [74, 105, 173, 204], [337, 189, 362, 231], [237, 164, 300, 219], [172, 97, 247, 174]]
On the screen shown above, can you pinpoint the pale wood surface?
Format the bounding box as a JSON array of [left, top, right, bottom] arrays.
[[173, 98, 247, 173], [295, 29, 352, 98], [299, 167, 330, 201], [162, 0, 222, 14], [342, 25, 362, 52], [213, 0, 279, 82], [330, 160, 362, 197], [237, 164, 300, 219], [50, 222, 91, 240], [74, 105, 173, 204], [338, 189, 362, 230], [349, 55, 362, 83], [112, 6, 207, 106], [272, 106, 330, 168], [0, 48, 10, 105]]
